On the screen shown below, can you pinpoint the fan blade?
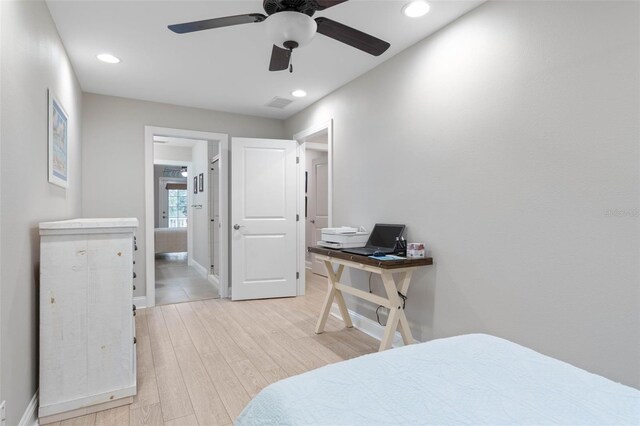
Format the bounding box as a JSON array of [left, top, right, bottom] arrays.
[[315, 17, 390, 56], [168, 13, 266, 34], [314, 0, 349, 10], [269, 45, 291, 71]]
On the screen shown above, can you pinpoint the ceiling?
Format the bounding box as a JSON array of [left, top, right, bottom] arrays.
[[47, 0, 483, 120]]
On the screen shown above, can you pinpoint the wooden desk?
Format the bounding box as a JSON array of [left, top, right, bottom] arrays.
[[309, 247, 433, 351]]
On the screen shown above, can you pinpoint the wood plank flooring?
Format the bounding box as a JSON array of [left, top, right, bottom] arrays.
[[52, 271, 378, 426]]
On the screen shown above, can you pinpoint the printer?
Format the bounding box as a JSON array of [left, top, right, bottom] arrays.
[[317, 226, 369, 250]]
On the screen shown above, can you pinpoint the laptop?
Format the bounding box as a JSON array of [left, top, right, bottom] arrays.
[[342, 224, 406, 256]]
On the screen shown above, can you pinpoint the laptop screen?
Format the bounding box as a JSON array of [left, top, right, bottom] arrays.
[[367, 224, 405, 249]]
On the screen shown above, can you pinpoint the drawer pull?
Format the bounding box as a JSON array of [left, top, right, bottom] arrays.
[[133, 285, 136, 291], [133, 272, 137, 279], [133, 337, 136, 344]]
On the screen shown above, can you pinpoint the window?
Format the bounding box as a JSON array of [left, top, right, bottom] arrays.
[[168, 189, 188, 228]]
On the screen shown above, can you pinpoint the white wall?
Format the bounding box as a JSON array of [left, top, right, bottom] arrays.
[[191, 142, 209, 271], [154, 144, 192, 163], [153, 165, 163, 228], [0, 1, 83, 423], [285, 1, 640, 388], [82, 93, 285, 301]]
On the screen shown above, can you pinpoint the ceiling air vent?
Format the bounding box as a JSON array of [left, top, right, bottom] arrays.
[[266, 96, 293, 109]]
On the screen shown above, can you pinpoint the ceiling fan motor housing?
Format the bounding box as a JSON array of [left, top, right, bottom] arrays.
[[263, 0, 318, 16], [265, 11, 318, 49]]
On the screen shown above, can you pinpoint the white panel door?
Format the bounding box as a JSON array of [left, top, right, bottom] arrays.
[[311, 155, 329, 276], [231, 138, 298, 301]]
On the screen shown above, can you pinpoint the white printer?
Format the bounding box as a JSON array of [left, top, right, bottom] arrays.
[[318, 226, 369, 249]]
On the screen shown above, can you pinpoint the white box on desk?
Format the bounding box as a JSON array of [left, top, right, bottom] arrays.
[[322, 229, 369, 247]]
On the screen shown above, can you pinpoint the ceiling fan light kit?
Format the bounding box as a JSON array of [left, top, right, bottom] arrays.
[[265, 11, 317, 49], [168, 0, 391, 73]]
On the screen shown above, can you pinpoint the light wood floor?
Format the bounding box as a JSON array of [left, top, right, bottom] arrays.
[[52, 271, 378, 426]]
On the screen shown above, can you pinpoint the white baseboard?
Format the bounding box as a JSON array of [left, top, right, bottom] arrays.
[[330, 305, 417, 348], [208, 274, 220, 292], [189, 259, 208, 278], [133, 296, 147, 309], [18, 391, 38, 426]]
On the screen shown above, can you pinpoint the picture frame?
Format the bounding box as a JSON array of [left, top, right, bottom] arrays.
[[193, 176, 198, 194], [199, 173, 204, 192], [48, 89, 69, 188]]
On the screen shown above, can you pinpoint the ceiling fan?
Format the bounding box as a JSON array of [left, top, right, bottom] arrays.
[[168, 0, 391, 73]]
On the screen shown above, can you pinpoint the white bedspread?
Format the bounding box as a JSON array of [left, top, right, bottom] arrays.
[[236, 334, 640, 425]]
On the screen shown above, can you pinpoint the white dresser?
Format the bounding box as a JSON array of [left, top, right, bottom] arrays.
[[39, 218, 138, 424]]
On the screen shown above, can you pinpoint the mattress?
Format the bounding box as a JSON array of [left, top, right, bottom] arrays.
[[236, 334, 640, 425]]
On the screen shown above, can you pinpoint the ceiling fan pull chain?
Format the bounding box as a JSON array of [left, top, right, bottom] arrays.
[[289, 47, 294, 73]]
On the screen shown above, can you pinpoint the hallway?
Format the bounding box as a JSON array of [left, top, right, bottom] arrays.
[[155, 253, 218, 306]]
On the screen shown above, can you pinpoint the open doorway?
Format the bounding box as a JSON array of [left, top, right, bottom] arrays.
[[153, 137, 219, 305], [145, 127, 229, 307], [305, 135, 329, 276], [294, 120, 333, 286]]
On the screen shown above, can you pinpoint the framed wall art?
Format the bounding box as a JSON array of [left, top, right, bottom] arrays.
[[48, 90, 69, 188]]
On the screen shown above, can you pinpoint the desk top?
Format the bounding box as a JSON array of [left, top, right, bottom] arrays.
[[309, 246, 433, 270]]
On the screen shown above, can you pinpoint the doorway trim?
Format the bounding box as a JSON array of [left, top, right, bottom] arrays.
[[144, 126, 229, 307], [293, 119, 334, 296]]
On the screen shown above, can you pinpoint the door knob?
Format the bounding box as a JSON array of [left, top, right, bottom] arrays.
[[233, 224, 245, 230]]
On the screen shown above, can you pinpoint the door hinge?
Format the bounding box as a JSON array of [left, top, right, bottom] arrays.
[[296, 214, 300, 222], [296, 272, 300, 279], [296, 156, 300, 164]]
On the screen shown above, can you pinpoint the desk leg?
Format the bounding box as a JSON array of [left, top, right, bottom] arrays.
[[396, 271, 414, 345], [379, 271, 414, 351], [331, 267, 353, 329], [315, 263, 351, 333]]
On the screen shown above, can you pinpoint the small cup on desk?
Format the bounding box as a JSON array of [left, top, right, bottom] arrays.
[[407, 243, 425, 258]]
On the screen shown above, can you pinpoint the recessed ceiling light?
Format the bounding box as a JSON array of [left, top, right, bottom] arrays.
[[97, 53, 121, 64], [291, 89, 307, 98], [402, 1, 430, 18]]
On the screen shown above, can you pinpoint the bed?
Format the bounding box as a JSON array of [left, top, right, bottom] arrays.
[[154, 227, 187, 254], [236, 334, 640, 425]]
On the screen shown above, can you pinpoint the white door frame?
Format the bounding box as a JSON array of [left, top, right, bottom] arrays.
[[293, 119, 334, 296], [144, 126, 229, 307]]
